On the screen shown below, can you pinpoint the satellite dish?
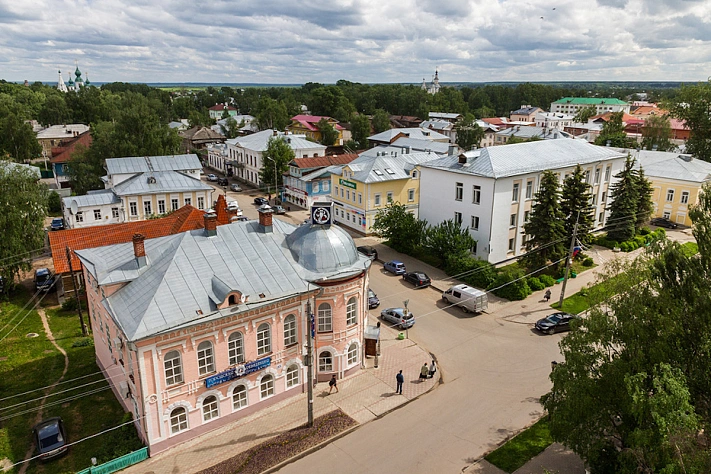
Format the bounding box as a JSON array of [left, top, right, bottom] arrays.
[[70, 200, 78, 215]]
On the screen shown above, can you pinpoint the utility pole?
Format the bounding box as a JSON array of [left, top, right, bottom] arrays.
[[558, 214, 580, 309], [65, 246, 88, 336], [306, 299, 314, 427]]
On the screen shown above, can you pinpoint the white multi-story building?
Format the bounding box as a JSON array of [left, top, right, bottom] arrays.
[[226, 130, 326, 187], [535, 112, 575, 130], [418, 140, 627, 263], [550, 97, 631, 115]]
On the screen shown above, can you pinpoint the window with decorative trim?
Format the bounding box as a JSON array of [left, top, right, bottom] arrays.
[[346, 297, 357, 326], [164, 350, 183, 386], [170, 407, 188, 434], [232, 385, 247, 410], [228, 332, 244, 365], [202, 395, 219, 421], [257, 323, 271, 355], [317, 303, 332, 332], [260, 374, 274, 398], [283, 314, 297, 346], [197, 341, 215, 376], [318, 351, 333, 372], [286, 365, 299, 388], [347, 343, 358, 365]]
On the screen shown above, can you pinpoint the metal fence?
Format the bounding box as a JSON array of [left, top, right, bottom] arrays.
[[76, 447, 148, 474]]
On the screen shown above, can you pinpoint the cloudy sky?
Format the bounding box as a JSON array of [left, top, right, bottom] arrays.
[[2, 0, 711, 84]]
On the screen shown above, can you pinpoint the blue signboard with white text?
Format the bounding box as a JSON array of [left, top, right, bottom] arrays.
[[205, 356, 272, 388]]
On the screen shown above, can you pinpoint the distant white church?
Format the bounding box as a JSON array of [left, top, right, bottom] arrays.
[[57, 62, 91, 93], [421, 70, 441, 95]]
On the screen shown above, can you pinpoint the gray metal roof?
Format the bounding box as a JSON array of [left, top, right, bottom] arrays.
[[345, 151, 441, 183], [75, 219, 370, 341], [300, 165, 341, 182], [368, 128, 449, 143], [429, 112, 462, 120], [112, 171, 213, 196], [105, 154, 201, 175], [421, 140, 626, 179], [496, 126, 572, 140], [227, 130, 326, 153], [63, 190, 120, 208], [420, 120, 452, 131], [36, 124, 90, 139], [511, 106, 543, 115], [0, 161, 41, 179], [391, 137, 451, 154], [628, 149, 711, 183]]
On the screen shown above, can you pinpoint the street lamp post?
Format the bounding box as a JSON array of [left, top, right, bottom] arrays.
[[265, 156, 278, 203]]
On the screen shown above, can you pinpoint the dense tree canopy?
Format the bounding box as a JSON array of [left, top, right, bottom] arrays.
[[641, 114, 673, 152], [259, 137, 294, 192], [560, 164, 595, 246], [667, 80, 711, 161], [523, 170, 567, 270], [372, 201, 427, 254], [454, 114, 485, 151]]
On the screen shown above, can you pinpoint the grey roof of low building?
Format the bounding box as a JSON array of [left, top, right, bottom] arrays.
[[168, 121, 184, 129], [627, 149, 711, 183], [343, 151, 441, 183], [75, 218, 370, 341], [300, 165, 341, 182], [496, 126, 572, 140], [391, 137, 451, 154], [420, 120, 453, 131], [0, 161, 41, 179], [36, 124, 90, 139], [429, 112, 462, 120], [112, 171, 213, 196], [105, 154, 201, 176], [367, 128, 449, 143], [227, 130, 326, 152], [63, 190, 121, 208], [511, 106, 543, 115], [421, 139, 625, 179]]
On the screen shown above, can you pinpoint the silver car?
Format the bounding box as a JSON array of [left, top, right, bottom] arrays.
[[380, 307, 415, 329]]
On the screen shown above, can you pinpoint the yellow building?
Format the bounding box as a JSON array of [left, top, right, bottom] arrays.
[[330, 149, 441, 234], [633, 150, 711, 227], [287, 115, 344, 146]]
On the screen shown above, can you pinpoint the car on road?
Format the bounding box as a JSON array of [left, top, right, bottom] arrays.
[[380, 307, 415, 329], [403, 271, 431, 288], [227, 201, 243, 216], [50, 218, 64, 231], [32, 417, 68, 460], [442, 284, 488, 313], [273, 205, 286, 214], [34, 268, 54, 292], [534, 312, 578, 335], [230, 183, 242, 192], [368, 289, 380, 309], [217, 177, 229, 186], [357, 245, 378, 260], [254, 197, 268, 206], [650, 217, 678, 229], [383, 260, 406, 275], [206, 174, 218, 182]]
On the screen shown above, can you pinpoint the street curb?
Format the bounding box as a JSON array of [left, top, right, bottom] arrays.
[[261, 361, 442, 474]]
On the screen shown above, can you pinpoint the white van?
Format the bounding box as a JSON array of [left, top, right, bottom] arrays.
[[442, 284, 488, 313]]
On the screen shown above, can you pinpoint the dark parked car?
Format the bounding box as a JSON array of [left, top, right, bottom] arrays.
[[534, 312, 578, 335], [34, 268, 54, 292], [383, 260, 406, 275], [380, 307, 415, 329], [357, 245, 378, 260], [217, 177, 229, 186], [33, 417, 68, 460], [368, 289, 380, 309], [50, 218, 64, 231], [650, 217, 678, 229], [403, 271, 431, 288], [254, 197, 268, 206]]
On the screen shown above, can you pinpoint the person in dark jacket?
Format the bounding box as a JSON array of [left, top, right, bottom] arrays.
[[396, 370, 404, 394], [328, 374, 338, 394]]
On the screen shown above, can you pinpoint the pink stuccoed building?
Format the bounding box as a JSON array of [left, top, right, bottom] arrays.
[[76, 203, 371, 454]]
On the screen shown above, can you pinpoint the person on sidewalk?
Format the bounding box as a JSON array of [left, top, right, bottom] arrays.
[[328, 374, 339, 394], [419, 363, 429, 381], [544, 289, 551, 302], [396, 370, 404, 394], [429, 360, 437, 378]]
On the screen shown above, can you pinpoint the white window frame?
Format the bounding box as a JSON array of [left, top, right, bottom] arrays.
[[455, 182, 463, 201], [374, 194, 381, 206], [197, 341, 215, 376], [525, 181, 533, 199], [454, 211, 462, 225], [347, 343, 358, 365], [283, 314, 297, 346], [197, 196, 205, 210], [666, 189, 675, 202], [170, 407, 188, 434], [510, 213, 517, 227], [164, 350, 183, 386], [681, 191, 689, 205], [346, 297, 357, 326], [472, 185, 481, 204], [171, 198, 179, 211], [257, 323, 271, 355], [232, 385, 248, 410], [184, 197, 192, 206], [408, 188, 415, 202], [318, 351, 333, 372], [512, 183, 519, 202], [144, 201, 152, 216], [158, 200, 166, 214], [286, 364, 299, 388], [317, 303, 332, 332], [260, 374, 274, 399], [202, 395, 219, 422], [228, 332, 244, 365], [93, 209, 101, 220], [129, 202, 138, 216], [471, 216, 479, 230], [75, 211, 83, 222]]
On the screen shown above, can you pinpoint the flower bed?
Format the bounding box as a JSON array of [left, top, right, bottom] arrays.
[[198, 410, 357, 474]]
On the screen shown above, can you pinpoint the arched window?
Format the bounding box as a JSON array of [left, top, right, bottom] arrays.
[[283, 314, 297, 346], [347, 343, 358, 365], [318, 351, 333, 372], [232, 385, 248, 410], [346, 297, 357, 326], [170, 407, 188, 434], [317, 303, 332, 332], [202, 395, 219, 421], [228, 332, 244, 365], [164, 350, 183, 386], [197, 341, 215, 376], [286, 364, 299, 388], [257, 323, 271, 355], [260, 374, 274, 398]]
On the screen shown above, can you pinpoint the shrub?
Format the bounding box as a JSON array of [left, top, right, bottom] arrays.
[[582, 257, 594, 267], [444, 254, 497, 289], [62, 297, 78, 311], [71, 337, 93, 348], [634, 235, 646, 247], [639, 226, 651, 235], [527, 277, 545, 291], [539, 275, 556, 287], [491, 270, 532, 301], [47, 191, 62, 213]]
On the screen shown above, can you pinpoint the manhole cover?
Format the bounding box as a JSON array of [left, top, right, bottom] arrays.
[[26, 333, 39, 338]]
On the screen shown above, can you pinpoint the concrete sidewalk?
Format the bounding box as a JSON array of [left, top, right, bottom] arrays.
[[122, 322, 437, 474]]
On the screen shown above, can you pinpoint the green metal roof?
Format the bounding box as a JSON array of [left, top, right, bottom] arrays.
[[553, 97, 628, 105]]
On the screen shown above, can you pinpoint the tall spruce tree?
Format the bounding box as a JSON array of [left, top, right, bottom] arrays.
[[635, 167, 654, 229], [523, 170, 567, 270], [606, 155, 639, 242], [560, 164, 595, 246]]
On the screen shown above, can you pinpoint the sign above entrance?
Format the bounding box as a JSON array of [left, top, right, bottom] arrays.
[[204, 356, 272, 388], [339, 179, 357, 190]]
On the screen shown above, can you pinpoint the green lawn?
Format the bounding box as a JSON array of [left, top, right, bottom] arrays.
[[0, 290, 142, 474], [485, 418, 553, 473], [551, 293, 591, 315], [680, 241, 699, 257]]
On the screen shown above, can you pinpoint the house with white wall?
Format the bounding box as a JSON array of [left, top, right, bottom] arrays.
[[418, 140, 627, 263]]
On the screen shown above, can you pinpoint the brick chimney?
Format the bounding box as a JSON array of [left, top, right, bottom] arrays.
[[204, 211, 217, 237], [258, 207, 273, 233], [132, 233, 146, 268]]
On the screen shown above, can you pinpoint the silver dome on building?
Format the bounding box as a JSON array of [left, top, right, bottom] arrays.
[[285, 222, 360, 274]]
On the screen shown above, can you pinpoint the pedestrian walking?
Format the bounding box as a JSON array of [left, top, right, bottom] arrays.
[[544, 289, 551, 302], [396, 370, 404, 394], [328, 374, 339, 394], [429, 359, 437, 378], [419, 363, 429, 381]]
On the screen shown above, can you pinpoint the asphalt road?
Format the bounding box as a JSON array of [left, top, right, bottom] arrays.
[[276, 264, 565, 474]]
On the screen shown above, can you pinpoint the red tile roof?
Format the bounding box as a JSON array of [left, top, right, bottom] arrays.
[[590, 112, 637, 123], [289, 115, 344, 131], [209, 104, 237, 111], [291, 154, 358, 169], [669, 118, 689, 130], [50, 131, 93, 164], [481, 117, 505, 126], [49, 205, 213, 274]]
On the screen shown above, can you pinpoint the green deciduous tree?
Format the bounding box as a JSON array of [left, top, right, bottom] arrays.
[[66, 143, 104, 195], [259, 137, 294, 192], [560, 164, 595, 246], [454, 114, 485, 151], [606, 155, 639, 242], [423, 219, 477, 264], [371, 109, 391, 134], [595, 111, 632, 148], [316, 118, 338, 146], [523, 170, 567, 270], [0, 112, 42, 162], [372, 201, 426, 254], [641, 114, 673, 152], [350, 114, 370, 150], [573, 105, 597, 123], [0, 163, 49, 288], [255, 97, 290, 131], [667, 80, 711, 161], [38, 93, 70, 126]]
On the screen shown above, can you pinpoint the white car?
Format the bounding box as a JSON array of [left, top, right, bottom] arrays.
[[227, 201, 243, 216]]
